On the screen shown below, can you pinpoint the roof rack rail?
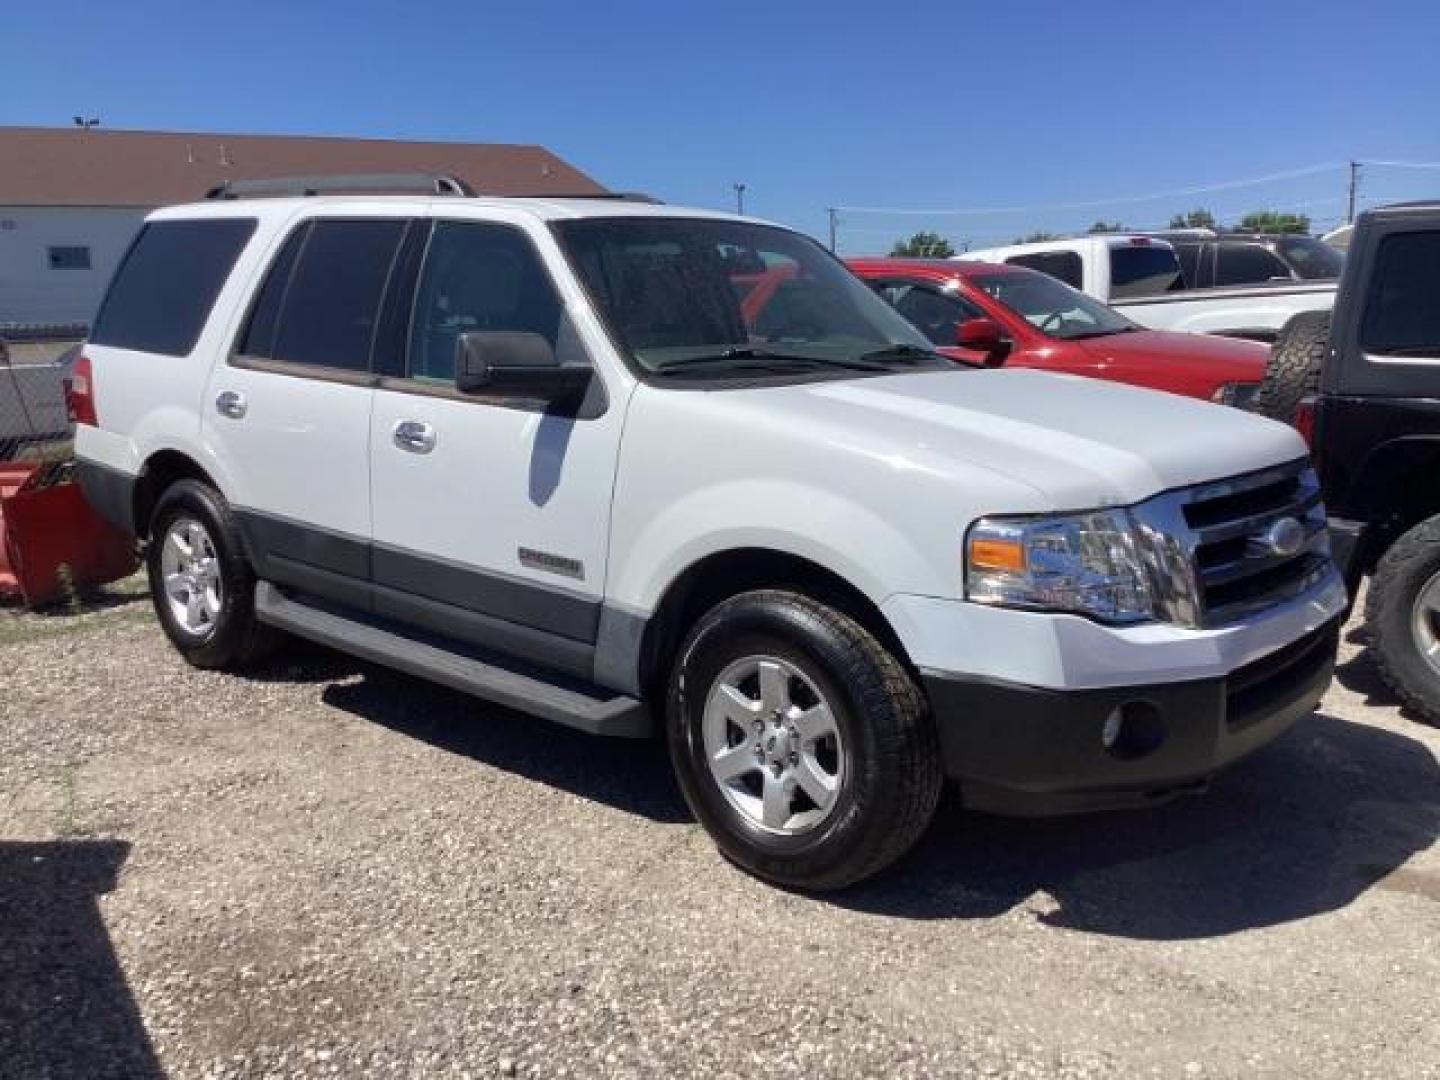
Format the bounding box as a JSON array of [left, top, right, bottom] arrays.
[[204, 173, 475, 200], [511, 191, 664, 204]]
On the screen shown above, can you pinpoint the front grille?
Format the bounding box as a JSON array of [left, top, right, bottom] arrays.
[[1132, 459, 1333, 627]]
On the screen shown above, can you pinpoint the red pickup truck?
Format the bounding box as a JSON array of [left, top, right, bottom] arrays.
[[846, 257, 1266, 406]]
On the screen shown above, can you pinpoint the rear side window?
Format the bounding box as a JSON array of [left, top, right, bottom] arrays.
[[1172, 242, 1202, 287], [1109, 245, 1184, 298], [241, 219, 407, 371], [1215, 244, 1293, 287], [92, 218, 256, 356], [1006, 251, 1083, 289], [1360, 231, 1440, 357]]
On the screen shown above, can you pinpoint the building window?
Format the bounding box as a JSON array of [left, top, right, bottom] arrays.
[[48, 246, 92, 270]]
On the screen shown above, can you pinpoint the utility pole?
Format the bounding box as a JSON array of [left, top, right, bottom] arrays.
[[1348, 160, 1361, 224], [733, 183, 746, 215], [827, 208, 838, 252]]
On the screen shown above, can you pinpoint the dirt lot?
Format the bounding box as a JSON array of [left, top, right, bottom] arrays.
[[2, 579, 1437, 1079]]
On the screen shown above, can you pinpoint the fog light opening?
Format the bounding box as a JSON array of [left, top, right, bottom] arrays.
[[1102, 700, 1167, 760]]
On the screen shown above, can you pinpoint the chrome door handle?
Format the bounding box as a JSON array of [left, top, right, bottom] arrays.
[[392, 419, 436, 454], [215, 390, 247, 419]]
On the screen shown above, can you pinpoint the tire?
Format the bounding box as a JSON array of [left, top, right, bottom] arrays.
[[146, 479, 279, 670], [1366, 515, 1440, 724], [1254, 310, 1331, 424], [667, 590, 942, 890]]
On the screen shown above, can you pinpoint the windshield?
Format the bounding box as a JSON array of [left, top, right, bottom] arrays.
[[1276, 236, 1345, 280], [552, 217, 945, 380], [970, 268, 1137, 339], [1109, 244, 1186, 298]]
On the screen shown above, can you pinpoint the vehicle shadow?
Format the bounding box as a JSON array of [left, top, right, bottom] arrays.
[[319, 662, 688, 824], [1332, 630, 1438, 729], [288, 650, 1437, 940], [837, 712, 1440, 938], [0, 839, 164, 1079]]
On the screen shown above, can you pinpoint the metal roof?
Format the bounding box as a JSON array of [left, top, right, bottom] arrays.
[[0, 126, 606, 207]]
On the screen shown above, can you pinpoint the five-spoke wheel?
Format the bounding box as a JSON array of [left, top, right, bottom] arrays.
[[669, 589, 942, 891], [703, 656, 844, 835], [146, 479, 278, 670], [159, 517, 223, 639]]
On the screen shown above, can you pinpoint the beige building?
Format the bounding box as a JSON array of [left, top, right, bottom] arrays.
[[0, 127, 604, 325]]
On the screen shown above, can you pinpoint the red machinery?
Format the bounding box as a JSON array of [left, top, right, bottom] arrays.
[[0, 338, 138, 607], [0, 462, 137, 607]]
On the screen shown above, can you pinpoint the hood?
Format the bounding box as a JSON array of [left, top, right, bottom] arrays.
[[739, 368, 1307, 508], [1073, 328, 1267, 390]]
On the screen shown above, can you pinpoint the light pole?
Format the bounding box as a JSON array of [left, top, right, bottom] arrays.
[[733, 183, 746, 215]]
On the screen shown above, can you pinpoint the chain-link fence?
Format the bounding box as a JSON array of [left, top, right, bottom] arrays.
[[0, 325, 85, 486], [1, 323, 140, 607]]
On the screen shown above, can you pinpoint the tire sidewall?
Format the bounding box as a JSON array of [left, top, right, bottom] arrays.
[[147, 481, 258, 668], [1369, 529, 1440, 719], [667, 594, 901, 882]]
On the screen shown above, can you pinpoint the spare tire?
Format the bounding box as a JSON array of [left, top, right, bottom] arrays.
[[1254, 310, 1331, 424]]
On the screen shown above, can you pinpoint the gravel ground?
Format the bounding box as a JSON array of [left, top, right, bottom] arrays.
[[1, 581, 1437, 1079]]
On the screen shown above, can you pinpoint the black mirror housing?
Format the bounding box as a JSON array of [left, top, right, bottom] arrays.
[[454, 331, 590, 396]]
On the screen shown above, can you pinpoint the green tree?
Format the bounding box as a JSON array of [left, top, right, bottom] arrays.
[[1238, 210, 1311, 234], [1013, 231, 1061, 243], [1168, 208, 1216, 229], [890, 231, 956, 258], [1087, 219, 1128, 234]]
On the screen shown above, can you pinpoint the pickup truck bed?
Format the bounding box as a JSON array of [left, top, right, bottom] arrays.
[[1115, 280, 1337, 341]]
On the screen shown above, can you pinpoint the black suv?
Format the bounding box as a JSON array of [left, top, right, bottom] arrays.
[[1160, 231, 1345, 289], [1267, 202, 1440, 720]]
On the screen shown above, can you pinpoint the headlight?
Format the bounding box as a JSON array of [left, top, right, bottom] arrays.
[[966, 510, 1154, 623], [1210, 382, 1261, 410]]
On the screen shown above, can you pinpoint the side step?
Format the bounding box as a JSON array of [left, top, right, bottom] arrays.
[[254, 582, 651, 738]]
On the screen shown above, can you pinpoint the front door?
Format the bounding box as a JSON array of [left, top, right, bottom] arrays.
[[368, 217, 624, 678]]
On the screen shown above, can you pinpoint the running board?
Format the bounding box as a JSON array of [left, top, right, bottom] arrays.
[[254, 582, 650, 738]]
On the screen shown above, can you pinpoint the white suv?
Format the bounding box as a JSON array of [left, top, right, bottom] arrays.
[[74, 175, 1347, 888]]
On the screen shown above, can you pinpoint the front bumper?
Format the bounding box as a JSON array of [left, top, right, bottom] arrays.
[[923, 618, 1339, 815]]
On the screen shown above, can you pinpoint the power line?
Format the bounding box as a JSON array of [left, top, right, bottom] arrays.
[[834, 162, 1344, 217], [1361, 159, 1440, 169]]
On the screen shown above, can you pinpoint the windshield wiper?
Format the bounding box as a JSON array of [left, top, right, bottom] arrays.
[[853, 344, 945, 365], [653, 347, 892, 375]]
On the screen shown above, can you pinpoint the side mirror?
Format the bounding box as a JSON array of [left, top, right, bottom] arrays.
[[954, 318, 1007, 365], [455, 331, 591, 396]]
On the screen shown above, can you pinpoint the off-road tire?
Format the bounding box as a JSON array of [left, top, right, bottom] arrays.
[[667, 590, 942, 890], [1254, 310, 1331, 424], [147, 480, 280, 670], [1367, 514, 1440, 724]]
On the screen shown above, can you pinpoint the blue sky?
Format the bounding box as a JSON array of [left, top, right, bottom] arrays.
[[5, 0, 1438, 251]]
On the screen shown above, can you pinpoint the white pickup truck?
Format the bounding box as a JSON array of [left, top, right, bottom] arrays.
[[958, 235, 1335, 341], [74, 177, 1346, 889]]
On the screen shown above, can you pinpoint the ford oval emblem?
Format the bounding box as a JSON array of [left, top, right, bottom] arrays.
[[1257, 517, 1307, 558]]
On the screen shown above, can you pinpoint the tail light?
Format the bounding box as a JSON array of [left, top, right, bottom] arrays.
[[65, 353, 98, 427], [1293, 395, 1316, 447]]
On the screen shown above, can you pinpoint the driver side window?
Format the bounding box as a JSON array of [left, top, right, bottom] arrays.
[[407, 221, 562, 383], [877, 283, 983, 346]]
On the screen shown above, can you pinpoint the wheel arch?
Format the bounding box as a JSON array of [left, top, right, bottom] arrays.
[[632, 546, 915, 703], [132, 449, 219, 541], [1346, 435, 1440, 572]]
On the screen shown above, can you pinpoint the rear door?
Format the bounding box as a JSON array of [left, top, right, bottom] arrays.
[[203, 210, 415, 606], [367, 215, 622, 678]]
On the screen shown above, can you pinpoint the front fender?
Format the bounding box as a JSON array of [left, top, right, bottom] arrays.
[[606, 478, 951, 616]]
